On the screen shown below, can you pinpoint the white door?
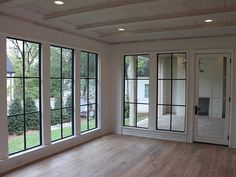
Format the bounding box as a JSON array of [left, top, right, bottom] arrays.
[[194, 54, 231, 145]]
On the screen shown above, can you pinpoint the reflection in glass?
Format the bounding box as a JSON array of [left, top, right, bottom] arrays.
[[158, 54, 171, 79], [172, 80, 185, 105], [158, 80, 171, 105], [124, 103, 136, 127], [137, 80, 149, 103], [172, 53, 186, 79], [157, 105, 171, 130], [172, 106, 185, 131], [137, 104, 149, 128], [125, 56, 136, 79], [137, 55, 149, 78]]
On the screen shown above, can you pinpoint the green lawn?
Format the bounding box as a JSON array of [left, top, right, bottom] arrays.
[[9, 118, 96, 154]]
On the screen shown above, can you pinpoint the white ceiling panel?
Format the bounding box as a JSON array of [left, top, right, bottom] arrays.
[[0, 0, 236, 43]]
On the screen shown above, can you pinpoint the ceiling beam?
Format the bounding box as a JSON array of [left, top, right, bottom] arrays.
[[0, 0, 35, 6], [100, 21, 236, 38], [77, 6, 236, 30], [44, 0, 165, 20]]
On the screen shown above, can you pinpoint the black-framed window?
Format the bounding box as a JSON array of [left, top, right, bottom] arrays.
[[124, 55, 149, 128], [157, 52, 187, 132], [50, 46, 74, 142], [6, 38, 42, 155], [80, 51, 98, 133]]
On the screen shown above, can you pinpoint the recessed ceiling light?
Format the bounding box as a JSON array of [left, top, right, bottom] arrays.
[[118, 28, 125, 31], [204, 19, 213, 23], [54, 1, 64, 5]]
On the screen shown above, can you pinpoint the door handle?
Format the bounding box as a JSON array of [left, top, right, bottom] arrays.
[[195, 106, 201, 115]]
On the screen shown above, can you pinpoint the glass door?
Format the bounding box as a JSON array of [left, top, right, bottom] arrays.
[[194, 54, 230, 145]]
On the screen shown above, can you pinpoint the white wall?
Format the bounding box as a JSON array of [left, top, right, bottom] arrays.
[[0, 14, 112, 174], [110, 36, 236, 148], [1, 12, 236, 174]]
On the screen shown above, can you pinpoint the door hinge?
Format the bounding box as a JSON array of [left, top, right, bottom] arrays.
[[229, 97, 231, 102], [230, 58, 232, 63], [228, 135, 230, 140]]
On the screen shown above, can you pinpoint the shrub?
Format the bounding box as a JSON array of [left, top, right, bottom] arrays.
[[125, 95, 130, 118], [25, 96, 38, 130], [8, 97, 23, 135], [51, 96, 61, 125], [64, 94, 72, 123], [8, 97, 39, 135]]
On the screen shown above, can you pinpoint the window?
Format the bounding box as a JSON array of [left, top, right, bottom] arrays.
[[145, 84, 149, 98], [50, 46, 74, 142], [80, 51, 98, 133], [7, 38, 41, 155], [124, 55, 149, 128], [157, 52, 186, 132]]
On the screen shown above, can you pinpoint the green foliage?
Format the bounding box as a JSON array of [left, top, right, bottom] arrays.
[[8, 98, 23, 135], [125, 95, 130, 118], [51, 96, 61, 125], [25, 97, 38, 130], [8, 97, 39, 135], [65, 94, 72, 123]]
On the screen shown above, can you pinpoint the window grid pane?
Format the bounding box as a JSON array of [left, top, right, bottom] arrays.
[[80, 51, 98, 133], [7, 38, 42, 155], [50, 46, 74, 142], [157, 53, 186, 132], [124, 55, 150, 129]]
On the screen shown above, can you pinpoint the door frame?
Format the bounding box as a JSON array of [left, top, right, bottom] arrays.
[[193, 49, 232, 146]]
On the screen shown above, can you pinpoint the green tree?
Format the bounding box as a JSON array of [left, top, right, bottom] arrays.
[[8, 39, 40, 100], [8, 98, 23, 135]]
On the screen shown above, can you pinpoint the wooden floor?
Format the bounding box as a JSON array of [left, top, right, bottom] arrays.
[[3, 134, 236, 177]]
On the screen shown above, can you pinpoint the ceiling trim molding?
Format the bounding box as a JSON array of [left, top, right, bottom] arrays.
[[100, 21, 236, 38], [0, 0, 35, 6], [76, 6, 236, 30], [44, 0, 161, 20], [0, 11, 107, 44], [110, 33, 236, 44]]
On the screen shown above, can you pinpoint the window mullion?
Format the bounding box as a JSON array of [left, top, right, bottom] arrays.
[[60, 48, 63, 138], [87, 53, 90, 130], [23, 41, 27, 150]]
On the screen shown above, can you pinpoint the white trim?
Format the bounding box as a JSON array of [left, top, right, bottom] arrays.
[[41, 42, 51, 145], [122, 127, 187, 142], [74, 49, 81, 135], [193, 50, 232, 146], [149, 53, 157, 130], [0, 34, 8, 160]]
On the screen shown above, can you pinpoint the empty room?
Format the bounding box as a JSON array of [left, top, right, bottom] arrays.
[[0, 0, 236, 176]]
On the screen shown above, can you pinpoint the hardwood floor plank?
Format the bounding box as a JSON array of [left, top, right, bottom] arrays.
[[2, 134, 236, 177]]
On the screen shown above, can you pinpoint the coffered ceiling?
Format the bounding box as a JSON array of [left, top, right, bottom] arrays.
[[1, 0, 236, 43]]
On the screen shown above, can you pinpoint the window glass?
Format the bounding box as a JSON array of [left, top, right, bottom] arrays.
[[7, 38, 41, 155]]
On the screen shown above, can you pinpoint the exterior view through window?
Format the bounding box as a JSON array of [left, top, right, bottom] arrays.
[[124, 55, 150, 128], [80, 51, 98, 133], [50, 46, 74, 142], [157, 52, 187, 132], [7, 38, 41, 155]]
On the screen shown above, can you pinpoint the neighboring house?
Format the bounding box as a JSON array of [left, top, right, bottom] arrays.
[[7, 57, 15, 105]]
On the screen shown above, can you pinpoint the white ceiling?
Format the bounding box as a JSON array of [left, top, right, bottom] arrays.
[[1, 0, 236, 44]]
